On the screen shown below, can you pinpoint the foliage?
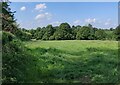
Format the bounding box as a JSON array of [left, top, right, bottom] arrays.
[[50, 23, 72, 40], [16, 30, 32, 41], [2, 32, 38, 83], [2, 2, 31, 41], [28, 23, 117, 40], [2, 2, 36, 83], [76, 26, 95, 40], [114, 25, 120, 40], [105, 30, 115, 40], [2, 31, 15, 45], [42, 25, 55, 40], [2, 2, 16, 32], [95, 29, 107, 40]]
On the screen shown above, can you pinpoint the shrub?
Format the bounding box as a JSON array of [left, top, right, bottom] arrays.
[[2, 32, 37, 83], [2, 31, 16, 45]]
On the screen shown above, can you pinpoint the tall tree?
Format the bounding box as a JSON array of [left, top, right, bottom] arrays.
[[53, 23, 72, 40], [76, 26, 91, 40], [2, 2, 17, 33], [42, 25, 54, 40]]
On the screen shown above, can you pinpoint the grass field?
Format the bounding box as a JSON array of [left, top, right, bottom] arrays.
[[25, 40, 119, 83]]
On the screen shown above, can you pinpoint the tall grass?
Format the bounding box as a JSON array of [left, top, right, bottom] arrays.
[[25, 40, 118, 83]]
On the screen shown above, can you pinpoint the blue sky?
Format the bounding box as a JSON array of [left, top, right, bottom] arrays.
[[10, 2, 118, 29]]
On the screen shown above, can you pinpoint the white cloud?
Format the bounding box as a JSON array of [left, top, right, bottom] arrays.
[[50, 21, 62, 26], [85, 18, 96, 23], [35, 14, 45, 20], [73, 20, 81, 24], [35, 12, 52, 21], [20, 6, 26, 11], [35, 3, 47, 10]]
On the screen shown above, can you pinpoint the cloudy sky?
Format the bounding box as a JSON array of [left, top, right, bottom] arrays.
[[10, 2, 118, 29]]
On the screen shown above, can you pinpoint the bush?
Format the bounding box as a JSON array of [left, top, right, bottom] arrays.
[[49, 36, 55, 40], [21, 32, 32, 41], [2, 31, 16, 45], [114, 25, 120, 41], [2, 32, 38, 83]]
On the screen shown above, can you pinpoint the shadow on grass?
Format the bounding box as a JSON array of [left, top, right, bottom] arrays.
[[27, 47, 119, 83], [62, 47, 118, 83]]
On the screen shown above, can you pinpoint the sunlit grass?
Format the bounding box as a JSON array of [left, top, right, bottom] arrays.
[[25, 40, 118, 83]]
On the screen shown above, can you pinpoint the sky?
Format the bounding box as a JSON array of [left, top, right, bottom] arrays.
[[10, 2, 118, 29]]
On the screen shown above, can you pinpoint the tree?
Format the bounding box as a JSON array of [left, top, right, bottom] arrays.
[[36, 27, 41, 32], [71, 25, 80, 39], [29, 29, 36, 39], [36, 30, 44, 40], [114, 25, 120, 40], [2, 2, 31, 41], [76, 26, 91, 40], [53, 23, 72, 40], [42, 25, 54, 40], [2, 2, 16, 33], [95, 29, 106, 40], [88, 24, 93, 28], [110, 28, 113, 31], [2, 2, 35, 83]]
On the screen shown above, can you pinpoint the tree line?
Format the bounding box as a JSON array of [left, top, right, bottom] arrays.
[[21, 23, 120, 41]]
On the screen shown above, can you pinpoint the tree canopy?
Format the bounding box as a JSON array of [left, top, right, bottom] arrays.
[[28, 23, 118, 41]]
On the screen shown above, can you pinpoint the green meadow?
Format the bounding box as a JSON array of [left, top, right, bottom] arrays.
[[2, 2, 120, 84], [24, 40, 119, 83]]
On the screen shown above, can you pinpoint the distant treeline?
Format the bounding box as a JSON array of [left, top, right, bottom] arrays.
[[20, 23, 120, 41]]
